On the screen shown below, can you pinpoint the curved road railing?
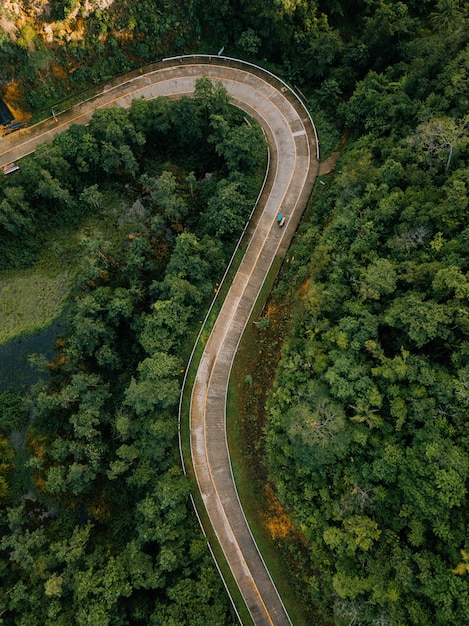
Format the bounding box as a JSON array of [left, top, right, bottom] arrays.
[[0, 56, 319, 625]]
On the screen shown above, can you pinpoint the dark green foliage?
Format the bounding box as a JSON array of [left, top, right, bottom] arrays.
[[0, 76, 264, 272], [49, 0, 80, 21], [0, 82, 262, 625], [266, 14, 469, 624], [0, 392, 29, 433], [2, 1, 469, 623]]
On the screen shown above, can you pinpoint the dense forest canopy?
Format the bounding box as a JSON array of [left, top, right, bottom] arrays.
[[1, 0, 469, 624], [0, 79, 265, 625], [262, 3, 469, 626], [1, 0, 466, 117]]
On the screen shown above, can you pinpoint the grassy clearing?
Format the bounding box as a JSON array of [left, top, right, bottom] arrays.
[[0, 268, 71, 345], [0, 184, 141, 346]]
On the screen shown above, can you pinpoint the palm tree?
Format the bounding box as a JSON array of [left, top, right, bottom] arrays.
[[429, 0, 464, 33]]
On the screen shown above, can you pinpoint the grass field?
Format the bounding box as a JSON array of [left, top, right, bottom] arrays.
[[0, 184, 139, 346], [0, 268, 71, 345]]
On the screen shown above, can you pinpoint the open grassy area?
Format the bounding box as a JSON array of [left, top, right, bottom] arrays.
[[0, 183, 144, 346], [0, 267, 71, 345]]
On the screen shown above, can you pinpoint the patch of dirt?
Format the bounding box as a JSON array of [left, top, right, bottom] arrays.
[[0, 14, 18, 40], [51, 64, 68, 80], [297, 277, 311, 301], [261, 483, 294, 540], [3, 81, 32, 123], [319, 151, 340, 176]]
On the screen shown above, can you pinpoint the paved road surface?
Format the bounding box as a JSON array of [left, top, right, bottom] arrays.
[[185, 58, 318, 625], [0, 56, 319, 624]]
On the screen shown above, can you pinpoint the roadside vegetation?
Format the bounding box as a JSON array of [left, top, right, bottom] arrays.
[[263, 10, 469, 625], [0, 79, 266, 625]]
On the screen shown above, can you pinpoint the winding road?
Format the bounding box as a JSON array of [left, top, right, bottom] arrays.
[[0, 56, 319, 624]]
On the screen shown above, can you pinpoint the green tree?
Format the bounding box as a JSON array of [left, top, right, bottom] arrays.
[[125, 352, 180, 416], [204, 179, 251, 240], [359, 258, 397, 300], [144, 171, 187, 224], [410, 115, 469, 173], [383, 291, 452, 348], [0, 186, 32, 235], [429, 0, 466, 32]]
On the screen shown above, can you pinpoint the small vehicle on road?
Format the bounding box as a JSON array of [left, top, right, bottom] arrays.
[[277, 213, 286, 227], [1, 162, 20, 175], [4, 121, 25, 136]]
